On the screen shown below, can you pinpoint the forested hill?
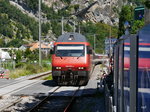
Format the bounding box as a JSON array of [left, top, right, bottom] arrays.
[[128, 0, 142, 3], [0, 0, 119, 53], [0, 0, 51, 47]]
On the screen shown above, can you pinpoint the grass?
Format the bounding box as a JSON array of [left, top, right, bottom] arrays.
[[9, 63, 51, 79], [99, 64, 107, 68], [42, 75, 53, 80], [9, 68, 31, 79]]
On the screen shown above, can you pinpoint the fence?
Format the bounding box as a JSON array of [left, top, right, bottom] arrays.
[[0, 60, 15, 70]]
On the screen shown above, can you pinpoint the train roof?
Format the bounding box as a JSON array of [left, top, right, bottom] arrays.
[[56, 32, 88, 42]]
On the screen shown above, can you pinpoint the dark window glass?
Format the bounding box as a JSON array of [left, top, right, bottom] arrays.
[[55, 44, 85, 57]]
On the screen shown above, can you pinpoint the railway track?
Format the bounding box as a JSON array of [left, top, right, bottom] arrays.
[[28, 86, 60, 112], [0, 71, 51, 97], [0, 71, 51, 112], [28, 86, 83, 112], [63, 87, 80, 112], [0, 71, 86, 112], [17, 71, 52, 80], [0, 71, 51, 92], [0, 96, 22, 112]]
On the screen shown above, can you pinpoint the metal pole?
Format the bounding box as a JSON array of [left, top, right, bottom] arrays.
[[78, 22, 80, 34], [145, 6, 150, 25], [108, 1, 112, 57], [62, 16, 64, 34], [94, 34, 96, 50], [0, 59, 1, 68], [109, 37, 111, 58], [39, 0, 42, 66], [108, 3, 112, 73], [120, 40, 124, 112], [114, 44, 119, 112], [74, 21, 76, 32], [109, 2, 112, 58]]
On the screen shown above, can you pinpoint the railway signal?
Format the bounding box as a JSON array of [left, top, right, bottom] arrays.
[[134, 6, 145, 20]]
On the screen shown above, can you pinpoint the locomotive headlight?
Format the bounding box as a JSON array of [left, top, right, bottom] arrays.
[[56, 67, 61, 69], [78, 67, 84, 70]]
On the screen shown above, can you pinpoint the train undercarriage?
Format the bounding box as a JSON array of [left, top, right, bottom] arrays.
[[52, 70, 89, 86]]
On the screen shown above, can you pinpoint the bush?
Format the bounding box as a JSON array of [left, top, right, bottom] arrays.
[[15, 62, 25, 68], [25, 64, 41, 74], [9, 62, 51, 79], [9, 68, 31, 78]]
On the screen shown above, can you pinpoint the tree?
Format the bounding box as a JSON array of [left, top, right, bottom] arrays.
[[0, 38, 5, 47], [24, 48, 38, 62], [118, 5, 133, 37], [0, 0, 39, 41], [24, 0, 38, 12], [131, 20, 144, 34], [6, 39, 24, 47], [51, 21, 62, 37], [14, 50, 23, 63], [144, 1, 150, 9], [61, 0, 71, 4], [79, 22, 118, 53], [42, 22, 51, 34]]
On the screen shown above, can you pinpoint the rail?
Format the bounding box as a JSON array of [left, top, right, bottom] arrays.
[[0, 96, 22, 112], [28, 86, 60, 112], [28, 71, 51, 80], [0, 71, 52, 111], [63, 87, 80, 112], [28, 86, 81, 112], [0, 71, 51, 89]]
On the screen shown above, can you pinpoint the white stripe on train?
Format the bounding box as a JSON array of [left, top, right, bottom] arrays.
[[124, 47, 150, 51]]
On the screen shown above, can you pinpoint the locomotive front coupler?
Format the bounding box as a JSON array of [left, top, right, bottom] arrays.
[[62, 75, 66, 81], [67, 70, 74, 79], [74, 75, 78, 80]]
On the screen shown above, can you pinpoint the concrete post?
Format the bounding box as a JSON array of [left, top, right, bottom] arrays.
[[144, 0, 150, 24], [61, 16, 64, 34], [145, 8, 150, 24], [39, 0, 42, 66]]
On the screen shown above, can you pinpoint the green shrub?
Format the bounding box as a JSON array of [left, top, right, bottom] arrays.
[[25, 64, 41, 73], [9, 68, 31, 78], [15, 62, 25, 68]]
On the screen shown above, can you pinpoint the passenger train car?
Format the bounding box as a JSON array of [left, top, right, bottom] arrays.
[[113, 24, 150, 112], [51, 32, 94, 86]]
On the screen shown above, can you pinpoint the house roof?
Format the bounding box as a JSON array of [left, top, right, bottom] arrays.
[[29, 42, 52, 51]]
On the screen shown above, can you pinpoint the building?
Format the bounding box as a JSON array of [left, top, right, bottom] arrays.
[[105, 38, 117, 55], [20, 42, 54, 57], [0, 49, 11, 61]]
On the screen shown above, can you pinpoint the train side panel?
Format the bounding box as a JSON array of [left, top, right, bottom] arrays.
[[113, 24, 150, 112]]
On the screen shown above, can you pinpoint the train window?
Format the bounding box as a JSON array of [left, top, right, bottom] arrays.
[[87, 46, 92, 54], [55, 44, 85, 57], [50, 46, 55, 54]]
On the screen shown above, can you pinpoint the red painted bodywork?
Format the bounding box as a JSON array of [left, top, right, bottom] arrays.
[[124, 57, 150, 69], [52, 42, 92, 72]]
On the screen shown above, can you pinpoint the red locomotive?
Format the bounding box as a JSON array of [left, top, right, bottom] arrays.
[[51, 32, 94, 85]]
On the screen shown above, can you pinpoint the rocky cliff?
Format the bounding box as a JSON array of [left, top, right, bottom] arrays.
[[43, 0, 123, 26]]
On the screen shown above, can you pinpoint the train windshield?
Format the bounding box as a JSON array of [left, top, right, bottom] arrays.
[[56, 44, 85, 57]]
